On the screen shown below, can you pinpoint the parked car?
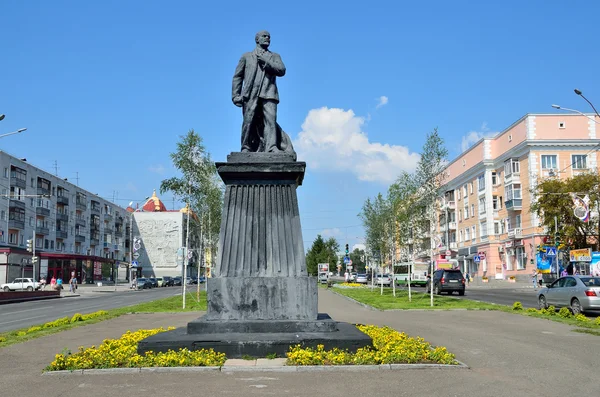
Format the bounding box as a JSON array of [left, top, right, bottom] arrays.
[[148, 278, 159, 288], [198, 276, 206, 284], [350, 272, 357, 282], [1, 278, 40, 292], [426, 269, 465, 295], [155, 277, 164, 287], [135, 278, 152, 289], [172, 277, 183, 286], [162, 276, 174, 287], [375, 274, 392, 286], [355, 274, 368, 284], [537, 276, 600, 314]]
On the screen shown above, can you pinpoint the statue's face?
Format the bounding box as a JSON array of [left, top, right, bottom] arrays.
[[256, 31, 270, 47]]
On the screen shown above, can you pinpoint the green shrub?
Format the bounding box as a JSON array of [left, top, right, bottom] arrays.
[[575, 314, 589, 322], [16, 331, 26, 337], [526, 308, 538, 313], [545, 306, 556, 315], [512, 302, 523, 311], [27, 326, 42, 333], [70, 313, 84, 323], [0, 336, 6, 343], [595, 317, 600, 326], [558, 307, 572, 318]]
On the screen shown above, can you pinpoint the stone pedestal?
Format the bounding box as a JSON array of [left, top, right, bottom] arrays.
[[138, 152, 371, 358]]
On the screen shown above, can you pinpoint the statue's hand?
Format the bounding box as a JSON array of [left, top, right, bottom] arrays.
[[233, 95, 244, 107]]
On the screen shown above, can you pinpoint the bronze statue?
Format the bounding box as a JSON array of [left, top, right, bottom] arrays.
[[232, 31, 296, 158]]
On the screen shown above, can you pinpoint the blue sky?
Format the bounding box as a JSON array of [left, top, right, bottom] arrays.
[[1, 0, 599, 252]]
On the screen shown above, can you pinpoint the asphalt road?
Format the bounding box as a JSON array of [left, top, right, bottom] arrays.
[[457, 287, 539, 308], [0, 287, 181, 333]]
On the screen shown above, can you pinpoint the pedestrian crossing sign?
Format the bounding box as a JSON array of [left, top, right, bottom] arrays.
[[546, 247, 557, 256]]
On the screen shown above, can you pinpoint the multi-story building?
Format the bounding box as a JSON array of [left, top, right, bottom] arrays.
[[435, 113, 599, 282], [0, 151, 132, 284]]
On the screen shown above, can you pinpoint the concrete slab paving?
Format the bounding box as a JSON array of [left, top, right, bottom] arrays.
[[0, 289, 598, 396]]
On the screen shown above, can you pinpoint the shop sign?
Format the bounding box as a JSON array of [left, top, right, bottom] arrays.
[[505, 241, 513, 248], [569, 248, 592, 262]]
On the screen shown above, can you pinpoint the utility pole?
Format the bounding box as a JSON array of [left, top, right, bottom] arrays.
[[197, 213, 203, 302], [555, 215, 559, 280], [430, 201, 435, 307], [183, 181, 191, 309]]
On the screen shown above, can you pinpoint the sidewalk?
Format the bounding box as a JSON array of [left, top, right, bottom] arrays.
[[0, 289, 598, 396]]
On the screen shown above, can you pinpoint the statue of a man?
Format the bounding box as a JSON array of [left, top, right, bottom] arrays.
[[232, 31, 296, 158]]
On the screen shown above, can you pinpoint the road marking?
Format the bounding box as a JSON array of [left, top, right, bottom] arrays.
[[2, 315, 43, 325]]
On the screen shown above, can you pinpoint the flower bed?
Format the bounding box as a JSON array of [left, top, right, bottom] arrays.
[[334, 282, 364, 288], [46, 328, 226, 371], [286, 325, 457, 365]]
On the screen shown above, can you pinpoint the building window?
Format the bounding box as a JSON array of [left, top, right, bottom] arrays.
[[9, 231, 18, 244], [572, 155, 587, 169], [457, 188, 461, 200], [541, 155, 557, 169], [29, 217, 34, 227], [459, 230, 463, 242], [463, 185, 468, 196], [480, 222, 488, 238], [491, 171, 497, 185], [465, 228, 470, 240], [478, 174, 486, 191], [458, 210, 462, 222], [505, 184, 522, 201], [464, 205, 469, 219], [3, 167, 8, 178], [493, 195, 502, 211], [494, 221, 501, 235], [471, 204, 475, 217], [469, 182, 474, 194], [479, 197, 486, 214], [471, 226, 476, 240], [1, 188, 6, 198], [504, 159, 520, 176], [31, 178, 35, 187], [515, 214, 522, 229], [0, 210, 4, 221], [45, 239, 49, 249]]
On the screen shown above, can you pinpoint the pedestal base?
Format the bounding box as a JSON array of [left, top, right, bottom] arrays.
[[137, 314, 372, 359]]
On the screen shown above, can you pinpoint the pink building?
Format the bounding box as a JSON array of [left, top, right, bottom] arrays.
[[436, 113, 599, 283]]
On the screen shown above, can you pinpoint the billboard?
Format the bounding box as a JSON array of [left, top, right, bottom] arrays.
[[536, 250, 552, 274], [569, 248, 592, 262], [318, 263, 329, 273]]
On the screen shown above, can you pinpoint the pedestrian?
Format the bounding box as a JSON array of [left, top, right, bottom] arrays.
[[531, 269, 538, 290], [465, 272, 470, 286], [56, 277, 63, 291], [50, 276, 56, 290], [69, 276, 74, 292], [40, 277, 46, 290], [561, 269, 568, 277]]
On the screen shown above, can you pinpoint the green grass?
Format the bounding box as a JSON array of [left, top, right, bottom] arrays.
[[573, 328, 600, 336], [0, 292, 207, 348], [333, 286, 499, 310]]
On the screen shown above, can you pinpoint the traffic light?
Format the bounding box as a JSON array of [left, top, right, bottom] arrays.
[[554, 233, 560, 248], [345, 244, 349, 254], [26, 239, 33, 253], [32, 256, 38, 264]]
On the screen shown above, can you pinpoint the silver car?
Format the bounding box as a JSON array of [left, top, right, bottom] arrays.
[[355, 274, 368, 284], [537, 276, 600, 314]]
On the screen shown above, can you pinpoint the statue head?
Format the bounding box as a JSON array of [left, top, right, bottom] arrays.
[[255, 30, 271, 49]]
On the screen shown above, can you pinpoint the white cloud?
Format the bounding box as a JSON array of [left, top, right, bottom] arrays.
[[148, 164, 165, 174], [376, 96, 388, 109], [352, 243, 366, 252], [294, 107, 420, 184], [321, 228, 341, 238], [461, 123, 498, 152]]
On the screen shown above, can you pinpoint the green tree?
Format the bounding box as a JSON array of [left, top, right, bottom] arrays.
[[349, 248, 366, 272], [359, 193, 392, 265], [531, 172, 600, 250], [305, 235, 339, 275], [160, 129, 224, 263]]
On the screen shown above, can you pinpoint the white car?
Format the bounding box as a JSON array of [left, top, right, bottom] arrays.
[[2, 278, 40, 292], [375, 274, 392, 286], [355, 274, 369, 284]]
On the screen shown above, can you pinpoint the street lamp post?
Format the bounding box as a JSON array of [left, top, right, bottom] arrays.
[[0, 128, 27, 139], [551, 104, 600, 125]]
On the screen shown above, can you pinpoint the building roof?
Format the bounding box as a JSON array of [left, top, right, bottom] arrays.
[[142, 190, 168, 212]]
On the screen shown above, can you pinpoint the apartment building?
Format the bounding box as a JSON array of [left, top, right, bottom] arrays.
[[436, 113, 599, 282], [0, 151, 131, 284]]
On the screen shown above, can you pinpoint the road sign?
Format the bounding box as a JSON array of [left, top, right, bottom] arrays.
[[187, 249, 194, 259], [131, 261, 139, 267], [445, 250, 451, 256], [343, 256, 350, 264], [133, 252, 140, 259], [133, 242, 141, 251], [546, 247, 558, 256], [473, 255, 480, 263]]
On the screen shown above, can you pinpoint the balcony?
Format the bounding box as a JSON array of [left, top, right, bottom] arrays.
[[104, 213, 113, 221], [449, 242, 457, 249], [76, 201, 87, 211], [9, 199, 26, 210], [57, 196, 69, 205], [37, 226, 50, 235], [90, 221, 100, 231], [36, 207, 50, 217], [37, 187, 50, 197], [10, 176, 26, 189], [114, 230, 123, 237], [448, 221, 457, 230], [90, 206, 101, 215], [103, 242, 110, 248], [104, 226, 114, 234], [508, 228, 523, 239], [114, 244, 121, 251], [504, 172, 521, 185], [505, 199, 522, 211], [56, 212, 68, 222], [75, 217, 86, 227], [56, 230, 68, 239], [75, 235, 86, 243], [8, 219, 25, 229], [445, 201, 456, 210], [90, 238, 100, 246]]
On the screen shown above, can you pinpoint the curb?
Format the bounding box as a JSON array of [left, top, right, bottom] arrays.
[[329, 290, 381, 311], [42, 361, 469, 375]]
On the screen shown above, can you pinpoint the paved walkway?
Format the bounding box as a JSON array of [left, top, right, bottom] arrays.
[[0, 289, 598, 396]]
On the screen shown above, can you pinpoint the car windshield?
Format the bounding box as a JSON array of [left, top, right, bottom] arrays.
[[138, 278, 146, 282], [357, 274, 366, 277], [580, 277, 600, 287], [444, 271, 463, 280]]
